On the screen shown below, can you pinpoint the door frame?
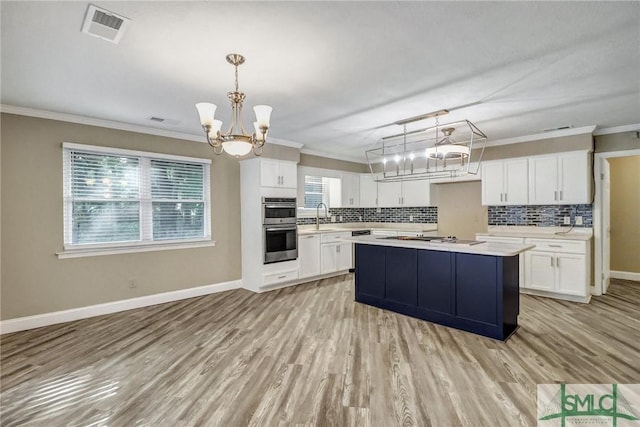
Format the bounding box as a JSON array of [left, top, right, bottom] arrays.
[[593, 149, 640, 295]]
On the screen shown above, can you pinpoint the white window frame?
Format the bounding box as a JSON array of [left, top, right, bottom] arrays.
[[58, 142, 213, 258]]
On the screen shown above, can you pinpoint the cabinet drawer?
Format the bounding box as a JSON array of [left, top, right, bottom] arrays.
[[263, 269, 299, 286], [525, 238, 586, 254], [321, 232, 350, 243]]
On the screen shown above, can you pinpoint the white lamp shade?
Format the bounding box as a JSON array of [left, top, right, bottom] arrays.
[[253, 121, 266, 141], [253, 105, 272, 128], [425, 144, 470, 158], [222, 140, 253, 157], [207, 120, 223, 139], [196, 103, 217, 126]]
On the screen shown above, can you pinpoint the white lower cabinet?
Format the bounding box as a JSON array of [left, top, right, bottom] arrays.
[[298, 234, 321, 279], [320, 232, 352, 274], [524, 238, 590, 300]]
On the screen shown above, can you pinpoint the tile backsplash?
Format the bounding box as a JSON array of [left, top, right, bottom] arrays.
[[487, 204, 592, 227], [297, 206, 438, 225]]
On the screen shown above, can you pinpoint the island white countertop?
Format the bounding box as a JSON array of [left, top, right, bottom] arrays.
[[342, 235, 534, 257], [478, 226, 593, 241]]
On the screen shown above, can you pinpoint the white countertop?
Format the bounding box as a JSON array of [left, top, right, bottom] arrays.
[[342, 235, 534, 257], [298, 222, 438, 235], [477, 226, 593, 241]]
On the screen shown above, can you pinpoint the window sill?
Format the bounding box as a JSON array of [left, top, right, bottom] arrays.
[[57, 240, 216, 259]]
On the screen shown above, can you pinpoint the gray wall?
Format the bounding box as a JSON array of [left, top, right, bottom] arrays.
[[595, 131, 640, 153], [299, 153, 369, 173], [1, 113, 242, 319]]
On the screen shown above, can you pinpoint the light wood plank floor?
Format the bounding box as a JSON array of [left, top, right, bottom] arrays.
[[1, 277, 639, 426]]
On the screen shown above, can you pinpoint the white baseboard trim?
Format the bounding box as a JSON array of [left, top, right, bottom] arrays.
[[610, 270, 640, 282], [0, 279, 242, 335]]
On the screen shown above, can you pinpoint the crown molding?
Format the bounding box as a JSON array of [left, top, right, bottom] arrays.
[[486, 125, 597, 147], [0, 104, 303, 149], [300, 147, 367, 164], [593, 123, 640, 136]]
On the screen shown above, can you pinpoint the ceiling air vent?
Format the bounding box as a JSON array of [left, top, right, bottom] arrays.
[[543, 125, 573, 132], [81, 4, 130, 44], [148, 116, 180, 125]]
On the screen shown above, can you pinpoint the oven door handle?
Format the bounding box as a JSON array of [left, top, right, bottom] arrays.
[[265, 227, 297, 232], [264, 204, 296, 209]]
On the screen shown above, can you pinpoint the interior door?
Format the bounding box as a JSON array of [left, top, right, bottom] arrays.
[[602, 158, 611, 293]]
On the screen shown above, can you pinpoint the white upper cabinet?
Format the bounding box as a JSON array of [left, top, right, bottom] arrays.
[[359, 174, 378, 207], [378, 181, 402, 207], [401, 180, 432, 206], [375, 178, 434, 207], [481, 159, 528, 206], [339, 173, 360, 207], [529, 152, 589, 205], [261, 159, 297, 189]]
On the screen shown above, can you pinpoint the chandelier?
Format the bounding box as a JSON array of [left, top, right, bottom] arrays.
[[366, 110, 487, 181], [196, 54, 272, 157]]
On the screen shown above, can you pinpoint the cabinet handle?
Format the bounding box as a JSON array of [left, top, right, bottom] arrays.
[[337, 246, 340, 253], [550, 257, 554, 267], [278, 275, 286, 279], [500, 193, 503, 202], [549, 244, 562, 248], [556, 257, 560, 268], [559, 190, 563, 200], [554, 190, 557, 200], [504, 193, 508, 202]]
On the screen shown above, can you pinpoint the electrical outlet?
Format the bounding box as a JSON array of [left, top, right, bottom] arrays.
[[409, 215, 414, 222], [376, 207, 381, 213], [128, 279, 137, 289], [575, 216, 583, 225], [331, 215, 336, 223], [339, 215, 343, 222], [563, 216, 571, 225], [358, 216, 362, 221]]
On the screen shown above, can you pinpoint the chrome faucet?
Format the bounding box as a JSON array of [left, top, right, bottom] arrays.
[[316, 202, 328, 230]]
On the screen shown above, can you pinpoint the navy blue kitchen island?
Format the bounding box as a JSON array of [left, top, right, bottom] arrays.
[[350, 238, 533, 341]]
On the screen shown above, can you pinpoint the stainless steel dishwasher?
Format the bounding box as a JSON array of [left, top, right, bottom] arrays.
[[349, 229, 371, 272]]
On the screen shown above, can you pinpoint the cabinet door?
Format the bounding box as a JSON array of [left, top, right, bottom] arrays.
[[279, 162, 297, 189], [558, 153, 589, 204], [401, 180, 430, 206], [529, 156, 558, 205], [336, 242, 353, 271], [341, 174, 360, 207], [320, 244, 338, 274], [298, 234, 321, 278], [504, 159, 528, 205], [355, 244, 386, 299], [481, 161, 505, 205], [556, 253, 587, 296], [455, 253, 497, 325], [385, 247, 417, 306], [378, 181, 402, 207], [525, 251, 555, 291], [359, 174, 378, 207], [417, 250, 452, 314], [260, 160, 281, 188]]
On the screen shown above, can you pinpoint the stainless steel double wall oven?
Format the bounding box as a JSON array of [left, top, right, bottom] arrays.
[[262, 197, 298, 264]]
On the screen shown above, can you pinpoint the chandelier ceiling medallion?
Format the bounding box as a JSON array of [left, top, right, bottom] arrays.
[[366, 109, 487, 181], [196, 54, 272, 158]]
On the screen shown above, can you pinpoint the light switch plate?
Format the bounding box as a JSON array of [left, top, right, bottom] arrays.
[[564, 216, 571, 225], [331, 215, 336, 223], [409, 215, 414, 222]]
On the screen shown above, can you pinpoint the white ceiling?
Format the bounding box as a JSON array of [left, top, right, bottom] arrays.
[[2, 2, 639, 160]]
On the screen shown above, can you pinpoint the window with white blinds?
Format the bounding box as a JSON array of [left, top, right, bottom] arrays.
[[63, 143, 211, 251]]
